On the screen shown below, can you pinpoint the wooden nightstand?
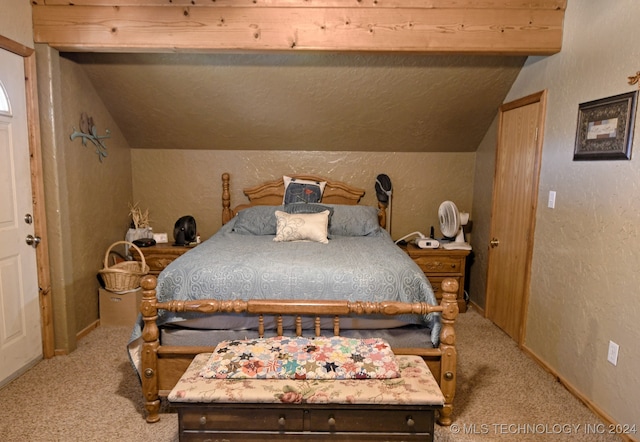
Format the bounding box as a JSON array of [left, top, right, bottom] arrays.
[[402, 243, 470, 312], [131, 243, 196, 275]]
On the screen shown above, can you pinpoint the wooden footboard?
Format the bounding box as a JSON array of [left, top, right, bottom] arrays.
[[139, 276, 459, 425]]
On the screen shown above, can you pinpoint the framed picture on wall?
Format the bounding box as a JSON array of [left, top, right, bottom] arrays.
[[573, 91, 637, 161]]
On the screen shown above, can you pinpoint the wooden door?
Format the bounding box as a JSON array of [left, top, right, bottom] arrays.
[[485, 91, 546, 344], [0, 49, 43, 386]]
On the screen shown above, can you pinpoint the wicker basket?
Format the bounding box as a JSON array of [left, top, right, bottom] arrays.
[[99, 241, 149, 293]]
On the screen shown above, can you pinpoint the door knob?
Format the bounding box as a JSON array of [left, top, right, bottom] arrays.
[[26, 234, 41, 248], [490, 238, 500, 248]]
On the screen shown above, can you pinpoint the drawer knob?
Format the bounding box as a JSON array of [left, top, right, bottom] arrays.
[[199, 415, 207, 425], [406, 417, 415, 427], [328, 417, 336, 426], [278, 416, 286, 426]]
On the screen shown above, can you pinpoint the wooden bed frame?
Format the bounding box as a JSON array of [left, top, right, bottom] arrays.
[[139, 173, 458, 426]]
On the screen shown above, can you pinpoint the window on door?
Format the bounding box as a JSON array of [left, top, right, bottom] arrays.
[[0, 81, 10, 115]]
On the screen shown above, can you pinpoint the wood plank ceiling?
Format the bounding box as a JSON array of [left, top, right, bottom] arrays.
[[32, 0, 566, 54], [30, 1, 566, 152]]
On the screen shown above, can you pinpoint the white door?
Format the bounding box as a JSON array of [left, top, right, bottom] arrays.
[[0, 49, 42, 387]]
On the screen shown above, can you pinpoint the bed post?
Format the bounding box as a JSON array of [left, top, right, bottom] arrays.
[[438, 278, 459, 426], [377, 201, 387, 229], [222, 172, 232, 225], [140, 275, 161, 423]]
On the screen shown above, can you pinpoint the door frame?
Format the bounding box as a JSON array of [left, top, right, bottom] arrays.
[[485, 90, 547, 346], [0, 35, 54, 359]]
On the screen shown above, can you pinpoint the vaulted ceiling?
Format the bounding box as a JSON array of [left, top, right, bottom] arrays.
[[33, 0, 565, 152], [63, 51, 525, 152]]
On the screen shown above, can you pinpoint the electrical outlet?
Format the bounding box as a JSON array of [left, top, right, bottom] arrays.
[[607, 341, 619, 366]]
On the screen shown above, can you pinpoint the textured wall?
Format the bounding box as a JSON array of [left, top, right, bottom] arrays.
[[504, 0, 640, 426], [468, 116, 499, 309], [131, 149, 475, 243], [69, 52, 524, 155], [59, 58, 135, 336], [37, 47, 134, 349]]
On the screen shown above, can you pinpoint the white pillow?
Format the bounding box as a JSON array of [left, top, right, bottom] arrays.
[[273, 210, 330, 244], [282, 176, 327, 204]]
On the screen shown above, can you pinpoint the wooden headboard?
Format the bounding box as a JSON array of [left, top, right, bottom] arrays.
[[221, 172, 387, 228]]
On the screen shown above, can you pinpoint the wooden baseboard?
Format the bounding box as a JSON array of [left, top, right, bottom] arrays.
[[468, 300, 485, 317], [522, 345, 637, 442], [53, 320, 100, 356], [77, 320, 100, 340], [457, 303, 635, 441]]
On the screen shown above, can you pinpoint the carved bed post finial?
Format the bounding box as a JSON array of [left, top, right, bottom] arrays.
[[438, 278, 459, 426], [140, 275, 161, 423], [222, 173, 232, 225], [377, 201, 387, 229]]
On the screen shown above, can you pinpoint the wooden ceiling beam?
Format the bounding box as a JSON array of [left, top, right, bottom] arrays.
[[31, 1, 566, 54]]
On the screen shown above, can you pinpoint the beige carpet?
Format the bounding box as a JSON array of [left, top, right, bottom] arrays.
[[0, 308, 622, 441]]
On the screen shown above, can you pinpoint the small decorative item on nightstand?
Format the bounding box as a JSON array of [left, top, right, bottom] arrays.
[[152, 232, 169, 244], [126, 202, 153, 256]]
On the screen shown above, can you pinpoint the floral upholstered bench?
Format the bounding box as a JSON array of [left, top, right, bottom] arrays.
[[169, 337, 444, 442]]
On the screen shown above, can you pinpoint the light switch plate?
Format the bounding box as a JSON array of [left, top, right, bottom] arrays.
[[548, 191, 556, 208], [608, 341, 619, 366]]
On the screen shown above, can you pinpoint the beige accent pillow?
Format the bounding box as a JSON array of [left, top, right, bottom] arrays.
[[273, 210, 330, 244]]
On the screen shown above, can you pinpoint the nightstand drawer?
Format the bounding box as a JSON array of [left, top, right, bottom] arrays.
[[139, 255, 176, 273], [180, 406, 304, 431], [131, 243, 195, 275], [412, 255, 464, 274], [402, 243, 470, 313]]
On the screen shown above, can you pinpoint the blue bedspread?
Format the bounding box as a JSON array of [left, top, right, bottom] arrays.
[[130, 216, 440, 346]]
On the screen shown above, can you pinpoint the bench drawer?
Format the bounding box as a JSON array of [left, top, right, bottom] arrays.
[[308, 408, 434, 433], [180, 406, 304, 431]]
